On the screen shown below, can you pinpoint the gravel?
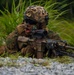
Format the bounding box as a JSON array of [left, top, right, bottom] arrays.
[[0, 56, 74, 75]]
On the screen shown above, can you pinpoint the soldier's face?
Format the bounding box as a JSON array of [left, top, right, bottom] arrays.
[[25, 23, 34, 34]]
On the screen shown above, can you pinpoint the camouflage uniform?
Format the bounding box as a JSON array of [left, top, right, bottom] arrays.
[[6, 23, 61, 56], [6, 5, 61, 57]]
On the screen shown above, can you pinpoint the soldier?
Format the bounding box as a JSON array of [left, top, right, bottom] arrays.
[[6, 5, 61, 58]]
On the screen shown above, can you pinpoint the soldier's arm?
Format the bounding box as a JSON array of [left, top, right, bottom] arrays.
[[6, 29, 18, 51], [47, 30, 61, 40], [6, 23, 27, 51]]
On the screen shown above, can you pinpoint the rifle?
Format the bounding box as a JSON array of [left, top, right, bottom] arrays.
[[46, 40, 74, 58], [29, 29, 74, 58], [18, 29, 74, 58]]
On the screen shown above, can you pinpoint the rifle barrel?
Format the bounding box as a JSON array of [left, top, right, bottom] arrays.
[[65, 46, 74, 50], [58, 50, 74, 57]]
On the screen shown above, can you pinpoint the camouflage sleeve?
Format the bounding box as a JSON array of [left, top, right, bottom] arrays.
[[6, 23, 29, 52], [48, 30, 61, 40], [6, 23, 26, 50], [6, 29, 18, 50]]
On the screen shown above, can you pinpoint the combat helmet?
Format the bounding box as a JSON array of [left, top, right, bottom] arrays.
[[24, 5, 49, 26]]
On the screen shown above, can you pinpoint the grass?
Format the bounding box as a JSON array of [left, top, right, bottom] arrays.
[[55, 56, 73, 64], [47, 19, 74, 45]]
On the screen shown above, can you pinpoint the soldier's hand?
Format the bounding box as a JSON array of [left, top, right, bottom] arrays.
[[18, 36, 29, 42]]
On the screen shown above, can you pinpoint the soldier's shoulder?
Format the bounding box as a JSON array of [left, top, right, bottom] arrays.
[[16, 22, 26, 34], [47, 30, 61, 40]]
